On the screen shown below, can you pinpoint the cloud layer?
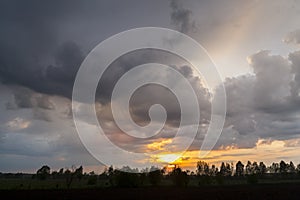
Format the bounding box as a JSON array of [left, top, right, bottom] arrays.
[[1, 0, 300, 172]]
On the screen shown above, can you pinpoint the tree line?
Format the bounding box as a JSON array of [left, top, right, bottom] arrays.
[[196, 160, 300, 176], [2, 160, 300, 188]]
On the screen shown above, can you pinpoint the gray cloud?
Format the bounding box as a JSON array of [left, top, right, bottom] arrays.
[[0, 0, 173, 100], [32, 108, 52, 122], [0, 1, 59, 90], [1, 1, 300, 171], [45, 41, 84, 97], [12, 88, 34, 109], [0, 84, 99, 172], [218, 49, 300, 149], [6, 86, 55, 111], [95, 49, 212, 130], [284, 29, 300, 45], [289, 50, 300, 102], [0, 38, 84, 99], [249, 50, 291, 112], [35, 95, 55, 110], [170, 0, 196, 34]]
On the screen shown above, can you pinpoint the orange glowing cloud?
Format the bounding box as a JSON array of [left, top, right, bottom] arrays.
[[146, 138, 300, 171], [147, 139, 172, 151]]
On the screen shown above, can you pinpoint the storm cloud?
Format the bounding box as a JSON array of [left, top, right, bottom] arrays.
[[1, 0, 300, 172]]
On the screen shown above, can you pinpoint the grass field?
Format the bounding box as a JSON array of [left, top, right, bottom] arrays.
[[2, 175, 300, 190], [2, 173, 300, 199], [1, 184, 300, 200]]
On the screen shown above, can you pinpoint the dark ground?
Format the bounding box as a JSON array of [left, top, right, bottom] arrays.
[[1, 184, 300, 200]]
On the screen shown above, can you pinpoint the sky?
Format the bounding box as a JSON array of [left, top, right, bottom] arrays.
[[1, 0, 300, 173]]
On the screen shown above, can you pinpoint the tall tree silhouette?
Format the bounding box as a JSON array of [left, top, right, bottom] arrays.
[[235, 161, 244, 176]]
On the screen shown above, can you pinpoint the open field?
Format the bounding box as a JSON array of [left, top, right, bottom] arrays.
[[1, 184, 300, 200]]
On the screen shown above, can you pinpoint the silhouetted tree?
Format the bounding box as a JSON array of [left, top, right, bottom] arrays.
[[74, 166, 83, 181], [210, 165, 218, 176], [220, 162, 226, 176], [62, 165, 84, 188], [170, 167, 189, 187], [269, 162, 280, 173], [87, 171, 97, 185], [58, 168, 64, 175], [25, 160, 300, 189], [258, 162, 267, 175], [196, 161, 209, 176], [114, 171, 140, 188], [288, 161, 296, 173], [296, 164, 300, 173], [245, 161, 252, 175], [235, 161, 244, 176], [252, 162, 260, 174], [51, 170, 59, 179], [106, 165, 116, 186], [220, 162, 232, 176], [36, 165, 50, 180], [280, 160, 288, 174], [148, 167, 163, 186], [64, 169, 73, 188], [107, 166, 140, 188]]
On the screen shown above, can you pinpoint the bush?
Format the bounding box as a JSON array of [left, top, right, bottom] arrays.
[[114, 171, 140, 188], [170, 168, 189, 187], [148, 170, 163, 186], [87, 175, 98, 185]]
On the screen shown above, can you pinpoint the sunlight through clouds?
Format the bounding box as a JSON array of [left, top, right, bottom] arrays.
[[1, 0, 300, 173]]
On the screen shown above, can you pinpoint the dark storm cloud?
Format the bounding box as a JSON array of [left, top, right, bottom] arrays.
[[94, 49, 212, 129], [0, 0, 87, 98], [0, 0, 172, 100], [2, 0, 300, 156], [0, 0, 212, 133], [45, 41, 84, 97], [0, 0, 136, 98], [96, 49, 204, 104], [0, 0, 202, 106]]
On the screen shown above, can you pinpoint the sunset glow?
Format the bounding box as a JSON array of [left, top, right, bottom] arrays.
[[1, 0, 300, 174], [144, 138, 300, 172]]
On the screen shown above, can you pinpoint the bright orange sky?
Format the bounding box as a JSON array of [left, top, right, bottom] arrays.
[[144, 138, 300, 171]]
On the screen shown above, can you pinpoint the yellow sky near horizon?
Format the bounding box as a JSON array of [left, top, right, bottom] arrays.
[[149, 138, 300, 171], [80, 138, 300, 174]]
